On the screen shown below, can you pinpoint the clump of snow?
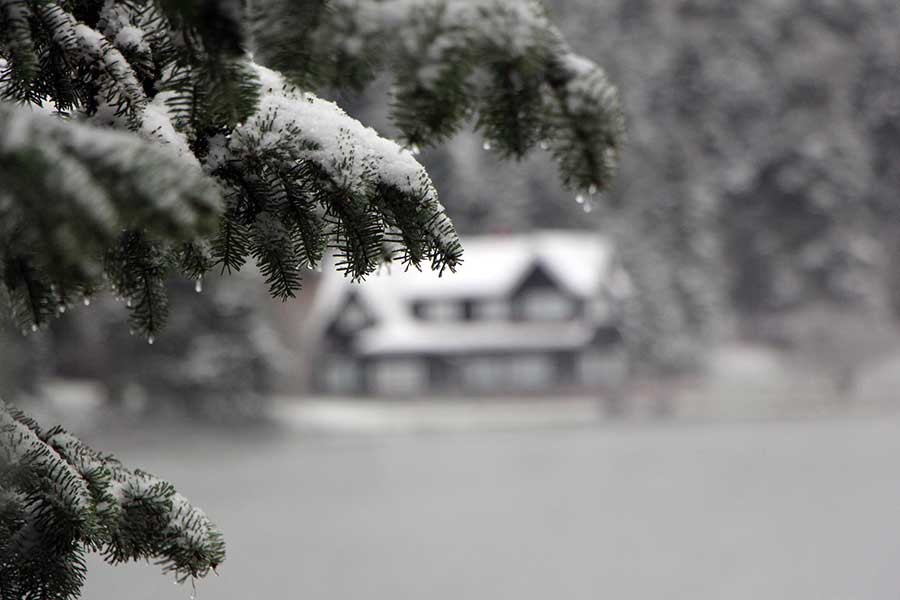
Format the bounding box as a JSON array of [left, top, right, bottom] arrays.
[[228, 62, 459, 259], [204, 133, 230, 173], [0, 402, 93, 516], [114, 26, 148, 53], [236, 64, 434, 200], [141, 93, 201, 170]]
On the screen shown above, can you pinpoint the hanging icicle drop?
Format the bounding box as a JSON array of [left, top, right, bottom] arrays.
[[30, 324, 38, 332], [195, 278, 203, 293], [126, 298, 132, 308], [575, 194, 585, 205], [539, 140, 549, 151], [83, 297, 91, 306], [482, 140, 492, 151], [588, 184, 598, 196], [583, 202, 594, 214], [57, 304, 66, 314], [148, 335, 155, 345]]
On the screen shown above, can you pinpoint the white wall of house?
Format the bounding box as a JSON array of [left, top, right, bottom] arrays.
[[518, 290, 574, 321]]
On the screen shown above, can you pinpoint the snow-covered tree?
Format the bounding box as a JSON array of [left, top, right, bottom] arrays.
[[0, 0, 624, 598], [524, 0, 900, 386]]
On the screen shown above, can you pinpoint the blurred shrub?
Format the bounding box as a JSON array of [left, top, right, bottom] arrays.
[[50, 272, 288, 421]]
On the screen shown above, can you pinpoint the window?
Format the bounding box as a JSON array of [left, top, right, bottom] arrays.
[[519, 290, 573, 321], [419, 300, 464, 321], [370, 358, 428, 396]]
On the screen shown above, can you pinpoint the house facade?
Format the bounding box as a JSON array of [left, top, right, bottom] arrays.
[[308, 232, 629, 397]]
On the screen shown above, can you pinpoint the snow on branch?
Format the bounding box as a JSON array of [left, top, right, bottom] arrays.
[[251, 0, 625, 194], [215, 64, 461, 290], [0, 400, 225, 597], [0, 102, 220, 332], [35, 3, 146, 125], [0, 102, 220, 252]]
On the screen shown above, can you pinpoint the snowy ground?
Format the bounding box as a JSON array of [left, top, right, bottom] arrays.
[[80, 413, 900, 600]]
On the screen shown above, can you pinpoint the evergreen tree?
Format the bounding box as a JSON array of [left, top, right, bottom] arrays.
[[0, 0, 624, 598], [532, 0, 900, 383]]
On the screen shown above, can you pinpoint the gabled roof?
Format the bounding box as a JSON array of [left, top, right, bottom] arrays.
[[310, 231, 616, 334]]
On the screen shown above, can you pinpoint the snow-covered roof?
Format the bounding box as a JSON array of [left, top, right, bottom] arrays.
[[305, 231, 622, 359], [310, 231, 616, 330]]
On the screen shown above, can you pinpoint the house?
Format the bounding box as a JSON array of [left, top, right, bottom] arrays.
[[307, 231, 630, 397]]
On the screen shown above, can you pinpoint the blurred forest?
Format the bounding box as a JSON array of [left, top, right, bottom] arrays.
[[4, 0, 900, 416], [407, 0, 900, 392]]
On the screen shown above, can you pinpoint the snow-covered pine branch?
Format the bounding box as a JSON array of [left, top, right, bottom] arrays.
[[250, 0, 626, 194], [0, 400, 225, 599], [0, 0, 621, 335], [216, 64, 460, 294], [0, 0, 469, 336], [0, 102, 220, 332]]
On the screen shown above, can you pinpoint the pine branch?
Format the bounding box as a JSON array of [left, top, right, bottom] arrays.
[[211, 208, 251, 275], [0, 400, 225, 599], [1, 255, 55, 332], [175, 240, 213, 280], [223, 64, 462, 278], [104, 230, 170, 339], [249, 211, 304, 299], [0, 0, 38, 90], [250, 0, 625, 194], [35, 3, 147, 126]]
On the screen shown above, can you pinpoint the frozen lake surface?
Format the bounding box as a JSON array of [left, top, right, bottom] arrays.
[[82, 415, 900, 600]]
